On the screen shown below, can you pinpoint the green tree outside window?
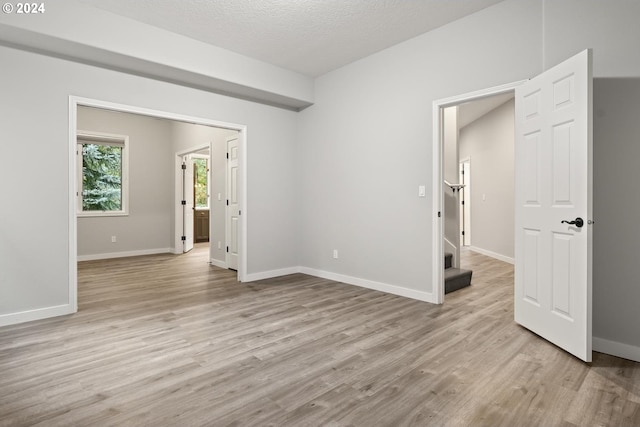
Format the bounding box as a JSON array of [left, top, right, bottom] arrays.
[[82, 143, 122, 211], [194, 158, 208, 208]]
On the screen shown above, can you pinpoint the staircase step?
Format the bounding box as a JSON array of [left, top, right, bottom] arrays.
[[445, 267, 472, 294], [444, 252, 453, 269]]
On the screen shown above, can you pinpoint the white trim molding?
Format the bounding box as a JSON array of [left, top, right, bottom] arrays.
[[0, 304, 74, 327], [77, 248, 172, 262], [244, 267, 301, 282], [243, 266, 436, 303], [593, 336, 640, 363], [299, 267, 436, 304], [468, 246, 515, 265], [432, 80, 527, 304], [209, 258, 228, 269]]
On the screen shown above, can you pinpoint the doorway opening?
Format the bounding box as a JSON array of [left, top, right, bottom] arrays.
[[433, 51, 593, 362], [175, 130, 239, 270], [69, 96, 248, 313], [193, 154, 210, 244], [432, 81, 525, 304]]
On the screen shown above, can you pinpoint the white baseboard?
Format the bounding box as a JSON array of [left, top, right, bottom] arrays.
[[244, 267, 300, 282], [299, 267, 436, 304], [77, 248, 172, 261], [593, 336, 640, 363], [0, 304, 75, 327], [243, 265, 436, 303], [209, 258, 228, 269], [468, 246, 514, 265]]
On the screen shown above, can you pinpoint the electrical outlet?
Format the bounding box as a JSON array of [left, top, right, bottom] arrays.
[[111, 235, 117, 243], [333, 249, 339, 259]]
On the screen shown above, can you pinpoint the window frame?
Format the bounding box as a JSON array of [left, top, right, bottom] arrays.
[[76, 130, 130, 217]]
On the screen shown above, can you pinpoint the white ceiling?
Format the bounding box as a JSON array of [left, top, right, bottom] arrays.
[[77, 0, 506, 77]]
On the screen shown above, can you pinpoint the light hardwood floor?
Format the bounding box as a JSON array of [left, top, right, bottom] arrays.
[[1, 245, 639, 426]]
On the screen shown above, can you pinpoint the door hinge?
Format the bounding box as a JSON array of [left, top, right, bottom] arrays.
[[461, 200, 465, 205], [226, 246, 229, 253], [438, 211, 441, 218], [239, 210, 241, 215], [181, 236, 186, 241], [462, 231, 465, 236], [226, 199, 229, 206], [181, 200, 186, 205], [181, 163, 187, 170], [226, 153, 229, 159]]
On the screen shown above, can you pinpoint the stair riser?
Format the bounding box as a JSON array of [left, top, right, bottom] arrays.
[[444, 252, 453, 269], [444, 269, 472, 294]]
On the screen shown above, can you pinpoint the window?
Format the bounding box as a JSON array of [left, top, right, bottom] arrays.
[[193, 157, 209, 209], [77, 131, 129, 216]]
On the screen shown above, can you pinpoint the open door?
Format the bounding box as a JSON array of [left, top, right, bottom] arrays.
[[514, 49, 593, 362], [226, 136, 239, 270], [182, 155, 194, 253]]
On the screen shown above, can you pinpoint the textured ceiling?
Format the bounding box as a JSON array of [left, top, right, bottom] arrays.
[[77, 0, 506, 77]]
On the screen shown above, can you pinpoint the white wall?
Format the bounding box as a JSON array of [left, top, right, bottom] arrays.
[[543, 0, 640, 78], [443, 107, 460, 264], [0, 44, 299, 324], [77, 107, 173, 258], [592, 78, 640, 353], [459, 99, 515, 260], [443, 107, 459, 184], [170, 122, 238, 263], [297, 0, 640, 359], [296, 0, 542, 299]]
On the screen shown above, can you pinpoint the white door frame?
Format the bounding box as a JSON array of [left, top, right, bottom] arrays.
[[69, 96, 248, 311], [432, 81, 526, 304]]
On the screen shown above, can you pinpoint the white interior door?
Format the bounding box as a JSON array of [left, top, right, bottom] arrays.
[[182, 155, 194, 253], [514, 49, 592, 362], [226, 136, 239, 270]]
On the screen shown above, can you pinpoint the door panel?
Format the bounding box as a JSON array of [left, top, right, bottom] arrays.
[[226, 136, 239, 271], [514, 49, 592, 362]]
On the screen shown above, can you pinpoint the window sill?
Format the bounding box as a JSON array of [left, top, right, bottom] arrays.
[[77, 211, 129, 218]]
